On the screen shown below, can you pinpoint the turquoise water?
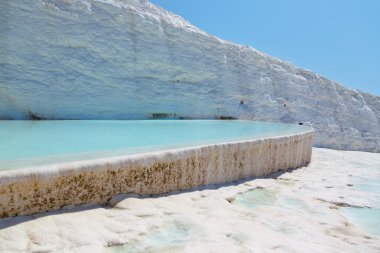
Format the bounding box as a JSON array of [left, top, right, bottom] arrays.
[[341, 207, 380, 237], [0, 120, 310, 170], [233, 188, 277, 211], [340, 172, 380, 237], [107, 220, 194, 253]]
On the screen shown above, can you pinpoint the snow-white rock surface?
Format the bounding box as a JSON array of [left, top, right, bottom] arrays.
[[0, 148, 379, 253], [0, 0, 379, 152]]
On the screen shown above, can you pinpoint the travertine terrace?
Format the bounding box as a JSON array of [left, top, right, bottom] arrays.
[[0, 131, 313, 217]]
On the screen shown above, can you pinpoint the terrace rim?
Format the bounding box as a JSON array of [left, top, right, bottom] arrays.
[[0, 130, 314, 218]]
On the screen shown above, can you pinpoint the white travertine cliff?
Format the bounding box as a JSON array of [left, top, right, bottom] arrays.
[[0, 0, 379, 151]]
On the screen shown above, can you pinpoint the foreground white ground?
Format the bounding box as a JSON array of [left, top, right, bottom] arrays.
[[0, 148, 379, 253]]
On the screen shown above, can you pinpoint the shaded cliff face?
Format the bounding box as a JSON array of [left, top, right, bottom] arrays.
[[0, 0, 379, 152]]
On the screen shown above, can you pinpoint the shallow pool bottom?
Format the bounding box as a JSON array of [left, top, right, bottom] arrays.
[[0, 122, 313, 218]]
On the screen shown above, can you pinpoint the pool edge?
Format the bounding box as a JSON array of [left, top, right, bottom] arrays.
[[0, 130, 314, 218]]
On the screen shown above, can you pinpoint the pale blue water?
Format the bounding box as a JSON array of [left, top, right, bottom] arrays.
[[340, 172, 380, 237], [340, 207, 380, 237], [0, 120, 310, 170], [233, 188, 277, 211], [107, 220, 194, 253]]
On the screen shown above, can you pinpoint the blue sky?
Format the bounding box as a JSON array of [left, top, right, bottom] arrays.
[[150, 0, 380, 96]]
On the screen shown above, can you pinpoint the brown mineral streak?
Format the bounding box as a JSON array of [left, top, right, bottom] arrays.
[[0, 132, 313, 218]]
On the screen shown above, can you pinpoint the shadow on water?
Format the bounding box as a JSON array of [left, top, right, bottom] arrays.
[[0, 168, 296, 230]]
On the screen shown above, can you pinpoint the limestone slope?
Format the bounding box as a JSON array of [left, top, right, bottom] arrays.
[[0, 0, 379, 151]]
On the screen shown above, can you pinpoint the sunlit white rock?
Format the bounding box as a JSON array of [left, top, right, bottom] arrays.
[[0, 148, 379, 252], [0, 0, 379, 151]]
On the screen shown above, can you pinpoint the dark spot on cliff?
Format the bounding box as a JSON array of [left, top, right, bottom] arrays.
[[149, 113, 176, 119], [27, 110, 47, 120], [0, 116, 14, 120], [218, 116, 237, 120], [240, 100, 244, 105], [347, 183, 353, 187]]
